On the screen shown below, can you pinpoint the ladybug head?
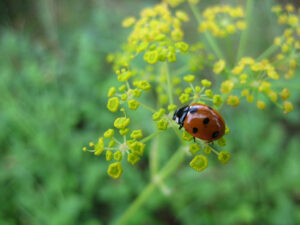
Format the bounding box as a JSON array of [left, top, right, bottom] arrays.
[[173, 105, 190, 129]]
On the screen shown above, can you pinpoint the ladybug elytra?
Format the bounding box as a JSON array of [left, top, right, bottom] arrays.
[[173, 103, 225, 142]]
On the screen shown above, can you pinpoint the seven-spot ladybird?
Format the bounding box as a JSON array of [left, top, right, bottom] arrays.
[[173, 103, 225, 142]]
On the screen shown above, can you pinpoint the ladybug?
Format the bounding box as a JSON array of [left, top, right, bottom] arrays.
[[173, 103, 225, 142]]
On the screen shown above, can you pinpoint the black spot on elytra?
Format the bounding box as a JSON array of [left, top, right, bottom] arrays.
[[193, 127, 198, 133], [212, 131, 219, 138], [203, 117, 210, 125], [189, 107, 198, 114]]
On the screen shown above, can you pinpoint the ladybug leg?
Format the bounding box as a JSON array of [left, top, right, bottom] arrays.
[[179, 124, 183, 130], [193, 137, 196, 143]]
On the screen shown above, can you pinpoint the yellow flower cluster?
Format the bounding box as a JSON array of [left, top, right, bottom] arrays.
[[199, 5, 246, 37], [176, 74, 224, 108], [272, 4, 300, 79], [83, 114, 148, 178], [188, 136, 230, 172], [122, 3, 190, 65], [107, 69, 152, 113], [212, 57, 294, 113]]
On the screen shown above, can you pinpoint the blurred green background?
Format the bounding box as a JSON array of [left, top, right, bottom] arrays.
[[1, 0, 300, 225]]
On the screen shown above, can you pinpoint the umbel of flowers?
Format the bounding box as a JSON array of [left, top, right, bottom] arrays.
[[84, 1, 297, 178]]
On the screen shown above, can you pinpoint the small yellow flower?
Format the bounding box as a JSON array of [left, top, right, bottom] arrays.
[[171, 29, 184, 41], [104, 129, 114, 138], [201, 79, 212, 87], [168, 104, 177, 111], [195, 86, 201, 92], [184, 87, 193, 94], [107, 162, 123, 179], [129, 141, 145, 156], [107, 97, 120, 112], [157, 118, 168, 130], [118, 71, 133, 82], [175, 41, 189, 53], [114, 117, 130, 129], [144, 50, 159, 64], [258, 81, 271, 92], [119, 84, 127, 92], [136, 41, 149, 53], [246, 95, 254, 103], [106, 150, 113, 161], [267, 90, 278, 102], [256, 101, 266, 110], [182, 131, 193, 141], [119, 128, 130, 136], [213, 60, 226, 74], [288, 15, 298, 26], [132, 89, 142, 97], [127, 153, 140, 165], [107, 87, 116, 97], [281, 88, 290, 100], [189, 143, 200, 154], [82, 147, 87, 152], [278, 14, 287, 24], [190, 155, 208, 172], [94, 138, 104, 155], [128, 99, 140, 110], [108, 139, 115, 148], [130, 130, 143, 140], [221, 80, 234, 93], [213, 95, 222, 107], [136, 80, 152, 90], [217, 137, 226, 147], [225, 125, 230, 134], [283, 101, 293, 114], [114, 151, 123, 161], [89, 142, 94, 147], [152, 108, 166, 121], [205, 89, 213, 98], [271, 5, 282, 13], [122, 17, 136, 27], [121, 93, 128, 101], [274, 37, 282, 46], [183, 74, 195, 82], [289, 59, 297, 69], [285, 4, 295, 12], [203, 146, 211, 154], [218, 151, 230, 164], [167, 52, 177, 62], [176, 10, 189, 22], [227, 95, 240, 107], [179, 93, 190, 104]]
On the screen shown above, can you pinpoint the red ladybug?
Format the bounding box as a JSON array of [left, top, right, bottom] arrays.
[[173, 103, 225, 142]]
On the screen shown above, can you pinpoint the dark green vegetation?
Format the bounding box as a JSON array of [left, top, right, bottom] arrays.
[[0, 0, 300, 225]]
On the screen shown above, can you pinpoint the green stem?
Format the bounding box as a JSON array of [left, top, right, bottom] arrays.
[[141, 131, 162, 143], [114, 182, 156, 225], [165, 62, 174, 105], [137, 101, 156, 113], [149, 136, 160, 176], [236, 0, 254, 61], [257, 44, 279, 61], [188, 1, 224, 59], [114, 147, 186, 225]]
